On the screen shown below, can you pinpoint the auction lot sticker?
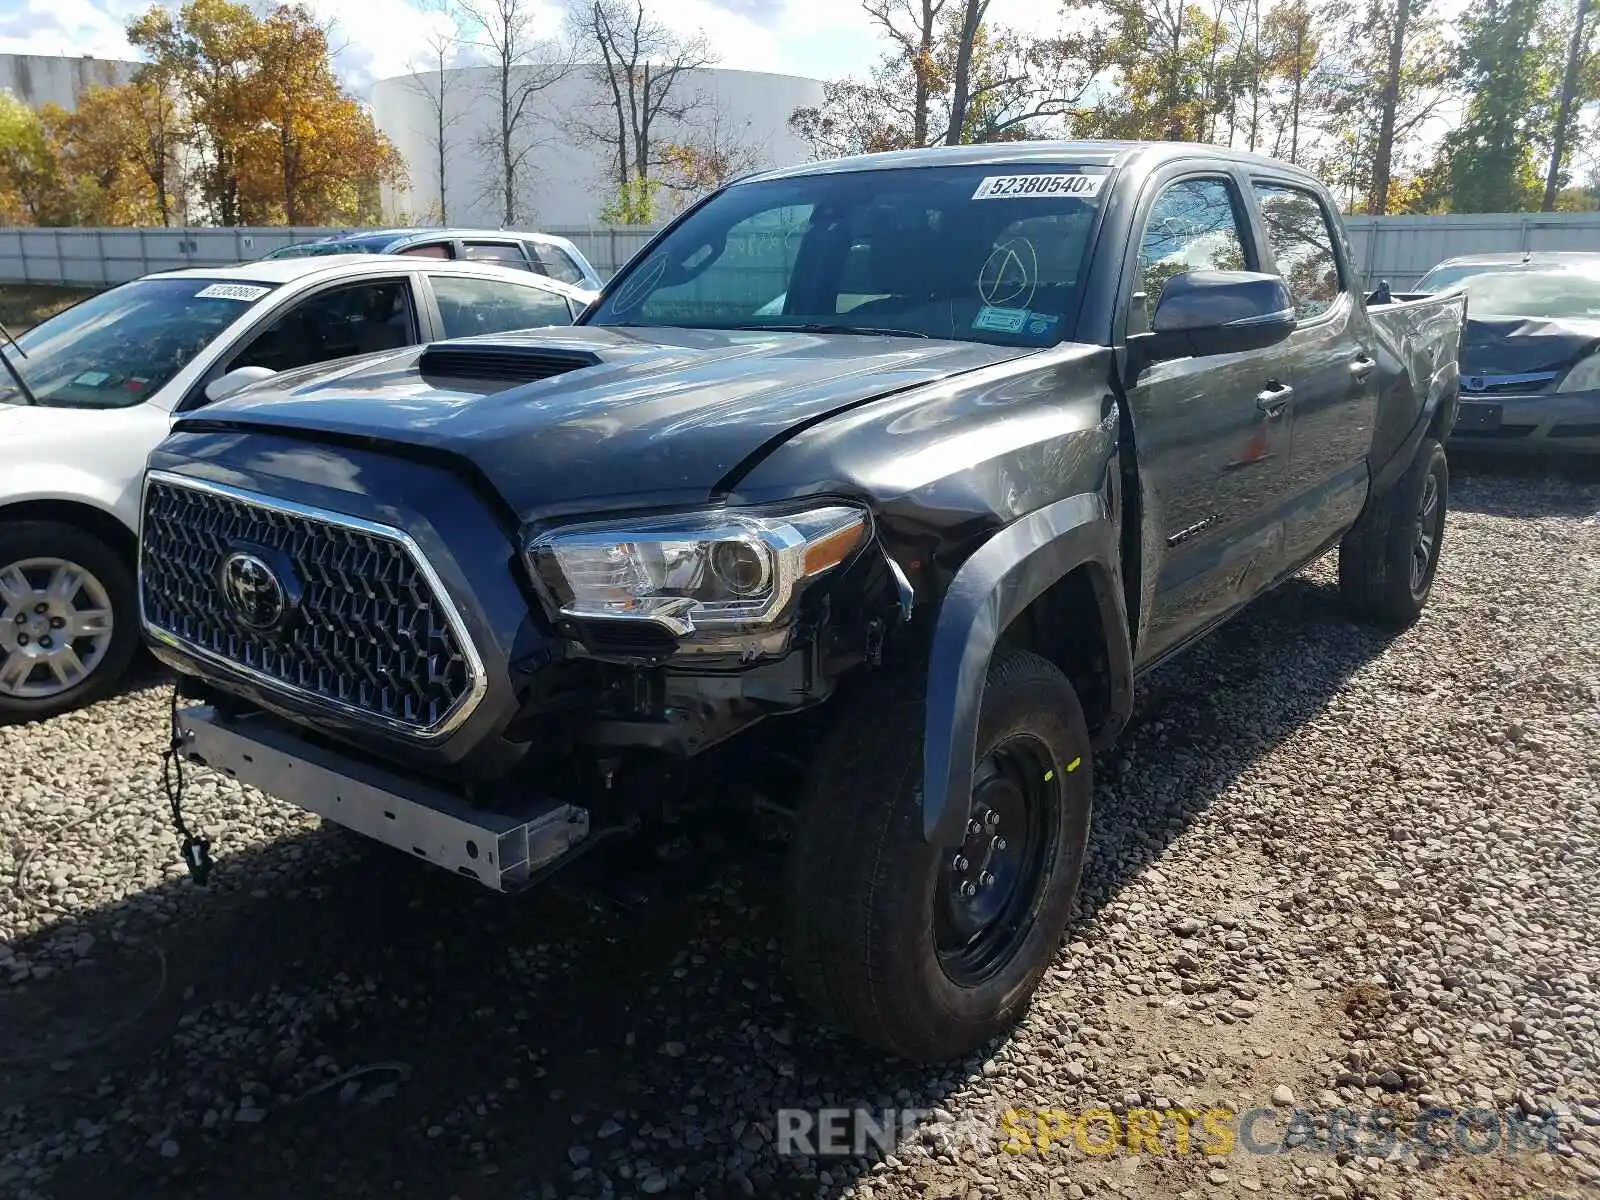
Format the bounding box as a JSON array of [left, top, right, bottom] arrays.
[[972, 174, 1105, 199]]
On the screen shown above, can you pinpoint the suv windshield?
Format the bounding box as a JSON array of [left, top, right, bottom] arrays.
[[0, 277, 276, 409], [587, 164, 1109, 347]]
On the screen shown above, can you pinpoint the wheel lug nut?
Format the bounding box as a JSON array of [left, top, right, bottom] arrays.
[[39, 635, 52, 649], [50, 617, 64, 629], [967, 819, 983, 836], [12, 613, 23, 625], [960, 881, 977, 898], [952, 855, 969, 872], [979, 871, 994, 888], [16, 633, 28, 646], [34, 603, 47, 614], [993, 836, 1007, 852], [984, 810, 1001, 827]]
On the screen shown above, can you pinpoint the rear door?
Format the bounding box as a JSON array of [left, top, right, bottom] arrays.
[[1246, 177, 1378, 566], [1119, 167, 1300, 665]]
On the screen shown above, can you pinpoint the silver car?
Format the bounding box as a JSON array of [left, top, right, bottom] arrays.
[[1415, 251, 1600, 454], [262, 228, 605, 292]]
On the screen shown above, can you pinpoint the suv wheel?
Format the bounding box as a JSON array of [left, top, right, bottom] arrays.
[[784, 648, 1092, 1062], [0, 522, 139, 721], [1338, 437, 1449, 628]]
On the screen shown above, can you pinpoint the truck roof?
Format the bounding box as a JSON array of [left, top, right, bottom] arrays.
[[744, 140, 1327, 187]]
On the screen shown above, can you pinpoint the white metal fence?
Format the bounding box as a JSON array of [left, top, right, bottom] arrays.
[[1, 213, 1598, 290]]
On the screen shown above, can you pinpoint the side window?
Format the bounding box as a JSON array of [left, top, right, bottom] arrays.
[[1252, 182, 1343, 320], [1132, 178, 1250, 333], [538, 245, 588, 286], [463, 241, 532, 271], [431, 276, 575, 338], [398, 243, 453, 260], [228, 279, 416, 375]]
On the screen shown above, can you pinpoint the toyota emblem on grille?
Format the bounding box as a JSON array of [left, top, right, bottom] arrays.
[[220, 552, 288, 630]]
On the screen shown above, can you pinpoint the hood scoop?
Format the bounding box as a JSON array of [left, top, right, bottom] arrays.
[[418, 343, 601, 388]]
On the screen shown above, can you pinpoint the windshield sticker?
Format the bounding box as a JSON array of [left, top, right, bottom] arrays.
[[71, 371, 112, 387], [978, 238, 1039, 311], [1026, 314, 1060, 338], [610, 254, 667, 313], [973, 306, 1031, 333], [972, 174, 1105, 200], [194, 282, 272, 302]]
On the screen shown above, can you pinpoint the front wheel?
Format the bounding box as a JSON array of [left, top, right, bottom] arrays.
[[783, 648, 1093, 1062], [0, 521, 139, 721], [1338, 437, 1449, 629]]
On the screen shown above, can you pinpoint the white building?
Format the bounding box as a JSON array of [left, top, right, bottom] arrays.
[[0, 53, 136, 111], [369, 65, 824, 228]]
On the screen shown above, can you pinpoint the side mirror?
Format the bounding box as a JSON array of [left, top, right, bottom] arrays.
[[1144, 270, 1297, 362], [204, 365, 277, 404]]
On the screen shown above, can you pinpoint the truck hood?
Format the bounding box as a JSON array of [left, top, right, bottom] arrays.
[[177, 326, 1029, 514], [1461, 315, 1600, 377]]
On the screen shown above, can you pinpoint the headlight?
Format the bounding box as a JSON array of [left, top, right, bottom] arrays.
[[526, 505, 868, 640], [1557, 351, 1600, 393]]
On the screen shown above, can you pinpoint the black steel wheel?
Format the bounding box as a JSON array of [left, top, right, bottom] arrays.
[[784, 648, 1093, 1062]]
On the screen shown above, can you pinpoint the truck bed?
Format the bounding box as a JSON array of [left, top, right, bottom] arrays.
[[1364, 289, 1469, 473]]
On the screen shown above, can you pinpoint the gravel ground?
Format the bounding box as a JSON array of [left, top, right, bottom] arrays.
[[1, 462, 1597, 1200]]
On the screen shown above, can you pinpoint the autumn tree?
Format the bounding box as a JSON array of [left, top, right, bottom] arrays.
[[124, 0, 403, 226], [46, 86, 171, 225], [1260, 0, 1323, 163], [566, 0, 714, 224], [1440, 0, 1550, 212], [657, 109, 767, 212], [1062, 0, 1232, 142], [456, 0, 570, 224], [790, 0, 1098, 157], [1543, 0, 1598, 209], [0, 91, 65, 224]]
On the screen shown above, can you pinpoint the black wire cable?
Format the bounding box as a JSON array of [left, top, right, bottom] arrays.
[[161, 682, 212, 886]]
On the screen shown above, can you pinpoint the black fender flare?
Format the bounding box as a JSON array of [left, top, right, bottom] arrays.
[[920, 492, 1133, 845]]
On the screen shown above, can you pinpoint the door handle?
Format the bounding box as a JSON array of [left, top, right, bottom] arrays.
[[1350, 355, 1376, 382], [1256, 382, 1294, 418]]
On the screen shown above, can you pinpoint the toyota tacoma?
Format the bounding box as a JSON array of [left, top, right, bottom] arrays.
[[138, 143, 1466, 1061]]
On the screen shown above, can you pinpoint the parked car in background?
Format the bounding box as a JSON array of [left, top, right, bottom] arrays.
[[0, 254, 591, 720], [1413, 251, 1600, 453], [262, 228, 605, 292]]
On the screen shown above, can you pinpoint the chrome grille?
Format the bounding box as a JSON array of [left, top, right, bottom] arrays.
[[139, 474, 482, 736]]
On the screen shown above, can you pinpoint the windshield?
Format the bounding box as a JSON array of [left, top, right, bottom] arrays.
[[1423, 266, 1600, 319], [587, 164, 1109, 346], [0, 277, 276, 408]]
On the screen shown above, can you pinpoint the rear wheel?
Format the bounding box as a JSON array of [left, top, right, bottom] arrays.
[[0, 522, 139, 721], [1339, 437, 1449, 629], [784, 648, 1092, 1062]]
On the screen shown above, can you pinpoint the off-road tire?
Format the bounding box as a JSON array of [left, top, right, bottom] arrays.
[[0, 521, 139, 721], [783, 648, 1093, 1062], [1338, 437, 1449, 629]]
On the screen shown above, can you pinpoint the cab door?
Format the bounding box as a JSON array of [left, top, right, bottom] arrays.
[[1118, 169, 1301, 666], [1246, 178, 1379, 566]]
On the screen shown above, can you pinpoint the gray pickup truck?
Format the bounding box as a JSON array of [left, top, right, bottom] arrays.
[[138, 142, 1466, 1062]]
